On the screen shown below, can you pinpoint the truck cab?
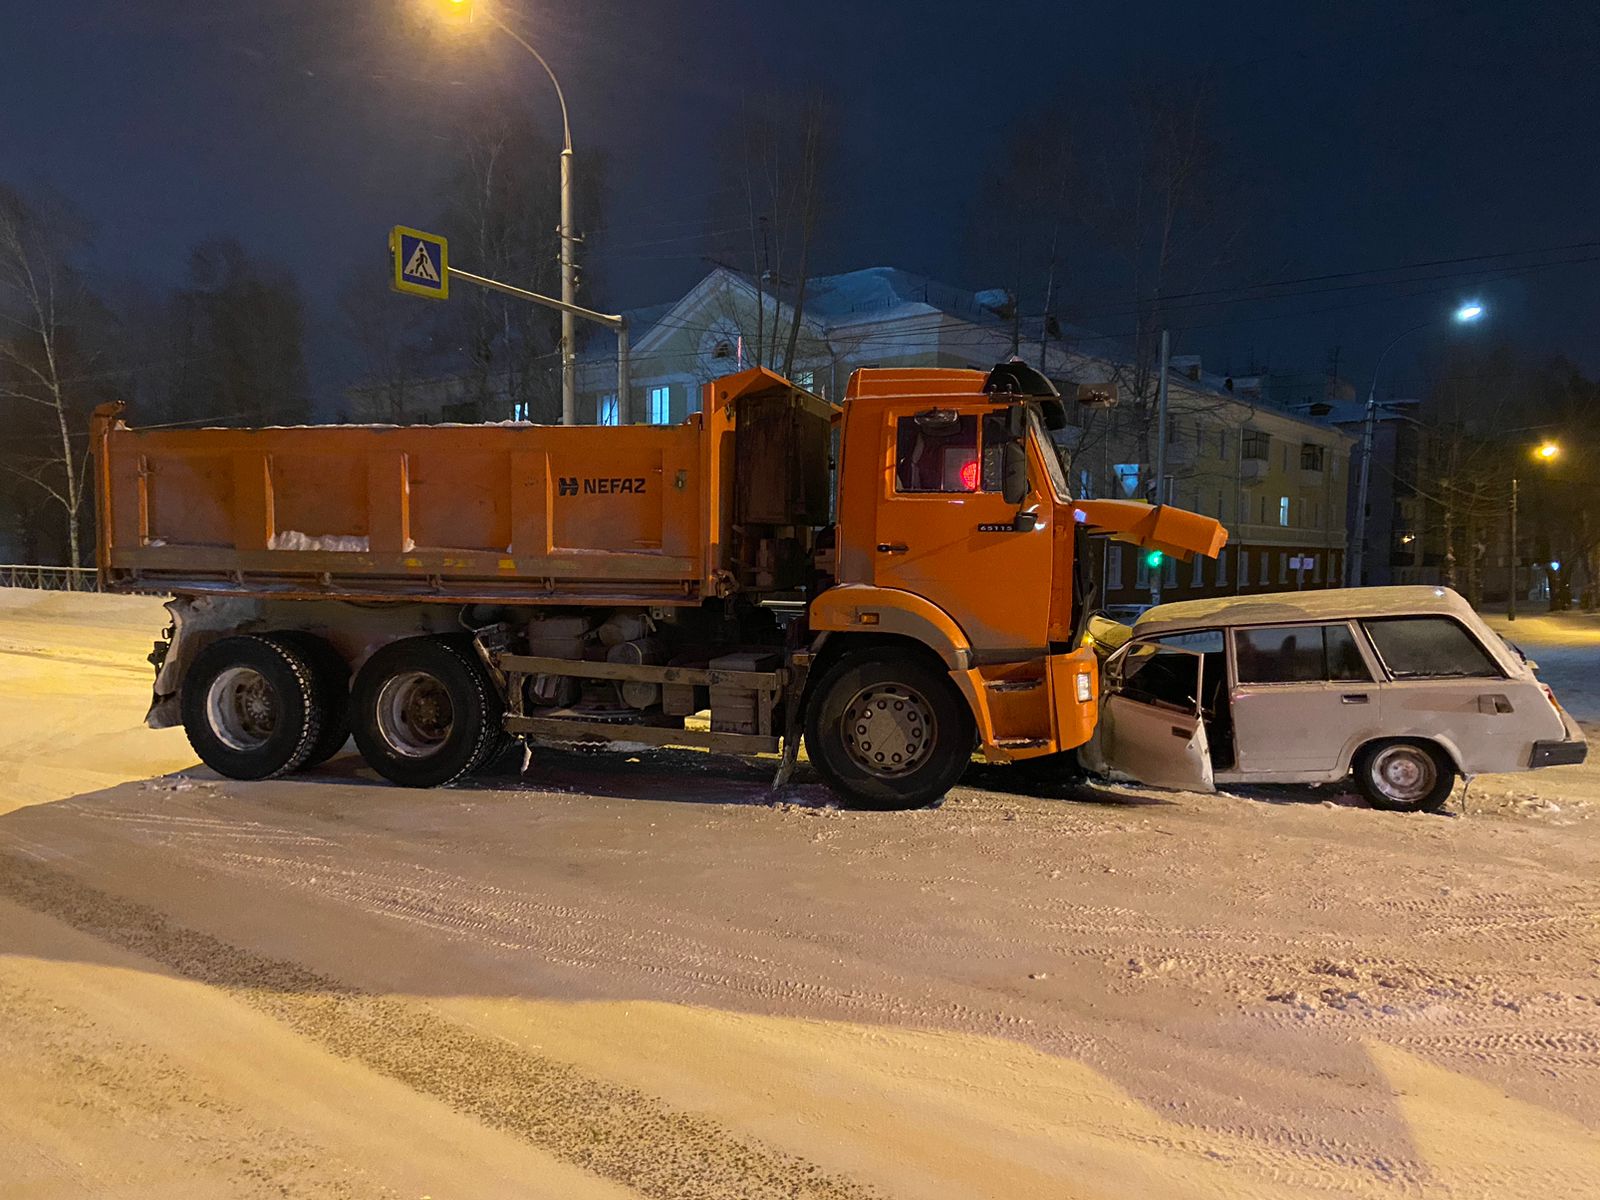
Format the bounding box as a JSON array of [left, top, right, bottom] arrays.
[[799, 362, 1228, 807]]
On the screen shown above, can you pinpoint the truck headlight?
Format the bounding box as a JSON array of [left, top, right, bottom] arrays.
[[1075, 672, 1093, 703]]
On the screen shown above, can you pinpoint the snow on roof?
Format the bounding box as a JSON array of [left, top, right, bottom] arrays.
[[1294, 397, 1422, 426], [1133, 585, 1478, 634]]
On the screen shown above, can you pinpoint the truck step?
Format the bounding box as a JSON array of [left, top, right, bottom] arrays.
[[994, 738, 1049, 749], [985, 679, 1043, 693]]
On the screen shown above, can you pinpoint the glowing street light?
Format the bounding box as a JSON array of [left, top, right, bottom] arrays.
[[1510, 439, 1562, 621], [429, 0, 582, 425], [1349, 301, 1490, 585]]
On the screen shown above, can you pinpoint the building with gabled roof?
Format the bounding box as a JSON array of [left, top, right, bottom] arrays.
[[573, 265, 1354, 603]]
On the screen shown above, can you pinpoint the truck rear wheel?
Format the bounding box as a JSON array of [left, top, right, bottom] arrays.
[[804, 648, 973, 810], [269, 632, 350, 769], [181, 635, 322, 780], [351, 637, 501, 788]]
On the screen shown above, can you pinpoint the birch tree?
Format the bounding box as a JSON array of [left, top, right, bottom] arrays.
[[0, 186, 103, 569]]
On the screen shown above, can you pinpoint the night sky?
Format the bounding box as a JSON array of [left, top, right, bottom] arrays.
[[5, 1, 1598, 405]]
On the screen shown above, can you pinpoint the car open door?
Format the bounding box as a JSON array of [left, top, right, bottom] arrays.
[[1083, 642, 1216, 792]]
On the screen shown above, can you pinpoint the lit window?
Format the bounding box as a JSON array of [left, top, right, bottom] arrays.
[[511, 401, 530, 421], [1279, 496, 1290, 526], [795, 370, 815, 391], [648, 386, 671, 424], [598, 394, 619, 426]]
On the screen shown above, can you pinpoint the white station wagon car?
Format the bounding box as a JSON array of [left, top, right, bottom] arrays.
[[1082, 586, 1587, 811]]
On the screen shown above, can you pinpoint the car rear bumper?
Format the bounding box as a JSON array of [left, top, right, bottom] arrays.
[[1530, 738, 1588, 768]]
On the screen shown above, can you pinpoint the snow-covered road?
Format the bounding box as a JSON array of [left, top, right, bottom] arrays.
[[2, 588, 1597, 1199]]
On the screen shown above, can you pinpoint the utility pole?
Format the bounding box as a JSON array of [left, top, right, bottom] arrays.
[[1508, 474, 1519, 622], [478, 12, 579, 423], [1151, 328, 1170, 606], [1350, 303, 1486, 586]]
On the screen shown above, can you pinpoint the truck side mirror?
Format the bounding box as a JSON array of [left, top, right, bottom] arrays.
[[1002, 405, 1028, 505]]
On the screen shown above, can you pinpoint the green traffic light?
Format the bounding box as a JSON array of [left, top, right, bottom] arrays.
[[1145, 550, 1165, 568]]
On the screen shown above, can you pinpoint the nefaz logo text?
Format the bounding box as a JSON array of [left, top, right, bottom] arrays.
[[557, 476, 647, 497]]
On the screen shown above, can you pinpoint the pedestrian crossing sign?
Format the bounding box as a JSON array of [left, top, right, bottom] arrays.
[[390, 226, 448, 299]]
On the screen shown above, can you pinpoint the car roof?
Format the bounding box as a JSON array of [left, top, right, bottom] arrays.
[[1132, 585, 1480, 636]]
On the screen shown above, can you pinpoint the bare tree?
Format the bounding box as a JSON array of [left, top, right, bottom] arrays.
[[713, 88, 836, 378], [0, 186, 106, 568]]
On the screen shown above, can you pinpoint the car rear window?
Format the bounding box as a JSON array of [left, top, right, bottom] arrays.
[[1360, 616, 1500, 679], [1233, 623, 1372, 683]]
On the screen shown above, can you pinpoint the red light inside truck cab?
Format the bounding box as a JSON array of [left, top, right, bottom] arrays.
[[959, 458, 979, 491]]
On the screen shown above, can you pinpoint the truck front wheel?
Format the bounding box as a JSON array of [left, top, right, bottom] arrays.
[[351, 637, 501, 788], [804, 649, 974, 810]]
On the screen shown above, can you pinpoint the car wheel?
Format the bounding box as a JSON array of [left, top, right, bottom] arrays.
[[269, 632, 350, 769], [351, 637, 501, 788], [181, 635, 322, 780], [804, 648, 974, 810], [1353, 739, 1456, 812]]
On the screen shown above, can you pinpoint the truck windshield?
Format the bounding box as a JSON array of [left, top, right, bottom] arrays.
[[1027, 405, 1072, 501]]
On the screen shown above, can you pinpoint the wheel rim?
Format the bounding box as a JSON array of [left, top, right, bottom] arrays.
[[206, 666, 279, 751], [1370, 744, 1436, 803], [375, 671, 454, 758], [841, 682, 937, 778]]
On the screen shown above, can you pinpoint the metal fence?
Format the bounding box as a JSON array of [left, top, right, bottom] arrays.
[[0, 564, 101, 592]]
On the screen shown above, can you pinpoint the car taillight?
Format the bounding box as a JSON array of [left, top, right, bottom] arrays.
[[1541, 684, 1563, 712]]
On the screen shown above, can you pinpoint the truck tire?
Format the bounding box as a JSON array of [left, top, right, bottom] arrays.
[[269, 632, 350, 769], [1352, 739, 1456, 813], [351, 637, 501, 788], [181, 635, 322, 781], [804, 648, 974, 810]]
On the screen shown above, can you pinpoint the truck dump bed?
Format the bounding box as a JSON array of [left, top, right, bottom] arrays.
[[92, 368, 833, 606]]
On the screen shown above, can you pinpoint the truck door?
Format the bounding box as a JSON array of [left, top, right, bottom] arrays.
[[1083, 642, 1215, 791], [872, 407, 1051, 653]]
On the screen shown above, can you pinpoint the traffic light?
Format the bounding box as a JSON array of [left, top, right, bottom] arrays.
[[1144, 550, 1165, 569]]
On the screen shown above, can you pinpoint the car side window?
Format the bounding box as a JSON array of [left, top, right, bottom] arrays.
[[1116, 644, 1201, 712], [1361, 616, 1500, 679], [1233, 623, 1373, 684]]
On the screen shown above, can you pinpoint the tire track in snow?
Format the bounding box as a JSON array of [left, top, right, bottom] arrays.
[[0, 851, 878, 1200]]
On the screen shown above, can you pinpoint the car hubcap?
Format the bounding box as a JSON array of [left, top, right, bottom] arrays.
[[376, 671, 454, 758], [842, 683, 936, 778], [1371, 745, 1436, 803], [206, 666, 279, 751]]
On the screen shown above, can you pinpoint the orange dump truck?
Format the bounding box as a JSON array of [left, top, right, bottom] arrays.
[[93, 361, 1226, 809]]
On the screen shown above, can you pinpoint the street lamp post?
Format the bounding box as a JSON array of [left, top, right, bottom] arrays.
[[443, 2, 581, 424], [1347, 302, 1484, 587], [1509, 441, 1561, 621]]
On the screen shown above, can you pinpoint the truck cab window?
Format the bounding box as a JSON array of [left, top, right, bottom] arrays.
[[896, 414, 980, 493]]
